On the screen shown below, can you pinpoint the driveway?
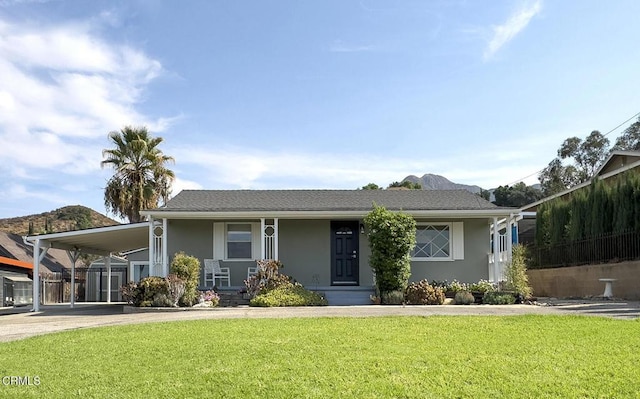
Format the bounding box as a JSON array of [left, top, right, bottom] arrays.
[[1, 299, 638, 343]]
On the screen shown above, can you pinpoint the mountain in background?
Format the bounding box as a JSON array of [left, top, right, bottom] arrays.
[[402, 174, 484, 194], [0, 205, 120, 236]]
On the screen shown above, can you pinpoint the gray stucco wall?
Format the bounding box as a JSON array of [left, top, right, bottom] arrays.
[[408, 218, 490, 283], [162, 217, 491, 288], [166, 219, 257, 286], [278, 219, 374, 287]]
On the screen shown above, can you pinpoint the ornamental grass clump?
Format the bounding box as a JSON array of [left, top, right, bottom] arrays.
[[454, 290, 475, 305], [503, 244, 533, 299]]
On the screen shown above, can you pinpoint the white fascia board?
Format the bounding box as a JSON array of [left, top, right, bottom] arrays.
[[141, 209, 515, 220], [24, 222, 149, 242]]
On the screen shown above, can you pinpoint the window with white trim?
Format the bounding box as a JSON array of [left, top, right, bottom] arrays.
[[412, 224, 452, 260], [130, 261, 149, 282], [227, 223, 252, 259]]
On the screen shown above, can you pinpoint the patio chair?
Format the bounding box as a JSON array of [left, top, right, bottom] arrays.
[[247, 262, 260, 280], [204, 259, 231, 287]]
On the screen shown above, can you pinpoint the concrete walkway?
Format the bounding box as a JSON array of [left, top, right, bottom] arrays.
[[1, 299, 638, 343]]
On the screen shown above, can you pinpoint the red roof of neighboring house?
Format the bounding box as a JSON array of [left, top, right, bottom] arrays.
[[0, 256, 32, 270]]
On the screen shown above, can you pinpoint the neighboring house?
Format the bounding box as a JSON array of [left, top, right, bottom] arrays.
[[25, 190, 516, 307], [518, 150, 640, 243], [0, 256, 32, 307], [517, 151, 640, 299], [0, 231, 73, 276]]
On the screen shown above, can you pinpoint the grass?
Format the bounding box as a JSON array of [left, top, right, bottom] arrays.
[[0, 315, 639, 398]]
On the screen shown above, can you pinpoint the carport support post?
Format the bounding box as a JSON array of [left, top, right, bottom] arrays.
[[31, 239, 50, 312], [106, 254, 112, 303], [67, 250, 81, 308], [32, 239, 40, 312]]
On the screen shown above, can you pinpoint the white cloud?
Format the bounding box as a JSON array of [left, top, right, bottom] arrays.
[[0, 16, 170, 179], [484, 0, 542, 60], [174, 145, 440, 189], [170, 177, 203, 197]]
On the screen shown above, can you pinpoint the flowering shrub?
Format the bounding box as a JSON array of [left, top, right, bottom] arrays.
[[469, 280, 497, 293], [430, 280, 469, 293], [196, 290, 220, 307], [244, 260, 289, 298], [120, 281, 138, 305], [405, 280, 445, 305], [138, 276, 171, 307]]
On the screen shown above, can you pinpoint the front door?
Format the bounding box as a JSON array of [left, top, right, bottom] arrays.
[[331, 221, 359, 285]]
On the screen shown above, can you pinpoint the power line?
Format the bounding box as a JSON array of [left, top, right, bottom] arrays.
[[506, 111, 640, 186]]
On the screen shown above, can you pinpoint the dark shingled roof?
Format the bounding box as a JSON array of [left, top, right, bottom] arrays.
[[159, 189, 503, 212]]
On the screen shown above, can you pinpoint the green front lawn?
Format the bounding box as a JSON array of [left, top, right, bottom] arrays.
[[1, 316, 638, 398]]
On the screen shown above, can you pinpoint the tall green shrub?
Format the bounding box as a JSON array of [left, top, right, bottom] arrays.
[[363, 205, 416, 303], [503, 244, 532, 299], [170, 252, 201, 306], [536, 171, 640, 246]]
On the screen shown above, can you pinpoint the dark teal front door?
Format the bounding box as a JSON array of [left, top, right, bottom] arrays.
[[331, 221, 359, 285]]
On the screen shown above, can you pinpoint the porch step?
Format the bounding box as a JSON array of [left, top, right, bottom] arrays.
[[217, 291, 250, 307]]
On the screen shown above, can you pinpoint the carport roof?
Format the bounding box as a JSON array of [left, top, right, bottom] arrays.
[[25, 223, 148, 256]]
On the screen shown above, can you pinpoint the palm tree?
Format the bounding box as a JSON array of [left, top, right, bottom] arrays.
[[101, 126, 175, 223]]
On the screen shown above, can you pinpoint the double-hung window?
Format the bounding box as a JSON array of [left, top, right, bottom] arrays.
[[226, 223, 252, 259], [213, 222, 259, 260]]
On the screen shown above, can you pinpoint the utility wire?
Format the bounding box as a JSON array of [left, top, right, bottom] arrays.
[[505, 111, 640, 186]]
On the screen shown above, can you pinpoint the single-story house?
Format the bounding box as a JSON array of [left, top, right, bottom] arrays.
[[25, 189, 517, 308]]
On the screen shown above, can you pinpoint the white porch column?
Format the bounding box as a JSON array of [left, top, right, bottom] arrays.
[[162, 218, 168, 276], [148, 217, 154, 274], [274, 218, 279, 260], [492, 217, 500, 282], [260, 218, 266, 259], [106, 254, 112, 303], [506, 215, 513, 263]]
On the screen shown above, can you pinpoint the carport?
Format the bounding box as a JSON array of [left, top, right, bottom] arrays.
[[24, 223, 149, 311]]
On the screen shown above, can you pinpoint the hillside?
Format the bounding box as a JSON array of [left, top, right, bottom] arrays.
[[403, 174, 484, 193], [0, 205, 120, 236]]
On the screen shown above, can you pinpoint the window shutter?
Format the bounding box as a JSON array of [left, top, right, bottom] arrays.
[[251, 222, 261, 260], [452, 222, 464, 260], [213, 222, 224, 260]]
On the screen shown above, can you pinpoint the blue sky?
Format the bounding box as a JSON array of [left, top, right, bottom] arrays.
[[1, 0, 640, 219]]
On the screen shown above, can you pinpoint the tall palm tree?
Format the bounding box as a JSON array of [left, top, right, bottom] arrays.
[[101, 126, 175, 223]]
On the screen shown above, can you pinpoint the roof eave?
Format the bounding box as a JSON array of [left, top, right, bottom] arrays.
[[141, 209, 514, 219]]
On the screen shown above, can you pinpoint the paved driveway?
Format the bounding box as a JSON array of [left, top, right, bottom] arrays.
[[1, 299, 638, 343]]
